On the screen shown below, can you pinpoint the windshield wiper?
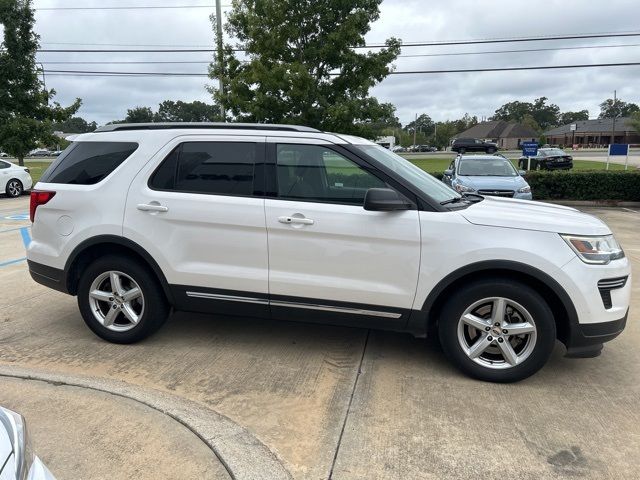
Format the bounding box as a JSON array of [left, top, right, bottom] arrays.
[[461, 192, 485, 203], [440, 196, 465, 205]]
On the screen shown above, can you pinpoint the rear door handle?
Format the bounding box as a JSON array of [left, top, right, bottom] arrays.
[[137, 203, 169, 212], [278, 216, 314, 225]]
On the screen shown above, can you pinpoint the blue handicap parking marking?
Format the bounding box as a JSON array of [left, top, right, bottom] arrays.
[[20, 227, 31, 248], [4, 213, 30, 221]]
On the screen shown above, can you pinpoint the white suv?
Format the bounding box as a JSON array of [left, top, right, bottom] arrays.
[[26, 123, 631, 382]]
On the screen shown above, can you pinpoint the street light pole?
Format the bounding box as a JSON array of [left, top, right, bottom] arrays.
[[215, 0, 225, 120]]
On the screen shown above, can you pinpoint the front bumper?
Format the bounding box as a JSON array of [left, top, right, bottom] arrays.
[[563, 310, 628, 358], [513, 192, 533, 200]]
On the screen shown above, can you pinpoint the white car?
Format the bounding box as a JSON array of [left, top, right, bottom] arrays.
[[0, 160, 33, 197], [0, 152, 9, 158], [0, 406, 56, 480], [26, 123, 631, 382]]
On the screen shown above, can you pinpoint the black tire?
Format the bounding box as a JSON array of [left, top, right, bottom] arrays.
[[5, 179, 23, 198], [77, 254, 170, 343], [438, 278, 556, 383], [458, 147, 466, 154], [486, 147, 496, 154]]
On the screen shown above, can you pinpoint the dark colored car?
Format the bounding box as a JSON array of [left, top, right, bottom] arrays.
[[518, 148, 573, 171], [415, 144, 437, 152], [451, 138, 498, 154]]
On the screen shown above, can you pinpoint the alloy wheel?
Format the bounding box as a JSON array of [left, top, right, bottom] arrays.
[[457, 297, 537, 369], [88, 271, 145, 332], [7, 180, 22, 197]]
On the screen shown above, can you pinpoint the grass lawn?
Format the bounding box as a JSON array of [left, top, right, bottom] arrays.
[[401, 156, 630, 174], [23, 161, 51, 183]]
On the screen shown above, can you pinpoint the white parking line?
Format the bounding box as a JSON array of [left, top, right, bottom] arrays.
[[622, 208, 639, 214]]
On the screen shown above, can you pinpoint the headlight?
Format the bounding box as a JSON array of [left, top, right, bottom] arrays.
[[517, 186, 531, 193], [561, 234, 625, 264], [454, 183, 475, 193]]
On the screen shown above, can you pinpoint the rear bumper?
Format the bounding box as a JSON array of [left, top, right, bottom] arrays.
[[28, 260, 69, 294], [564, 310, 628, 358]]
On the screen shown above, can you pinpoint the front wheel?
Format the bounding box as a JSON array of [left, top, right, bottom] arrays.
[[438, 279, 556, 382], [458, 147, 466, 154], [77, 255, 170, 343], [5, 179, 23, 197]]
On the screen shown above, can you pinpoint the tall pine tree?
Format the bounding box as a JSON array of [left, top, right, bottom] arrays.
[[0, 0, 80, 165]]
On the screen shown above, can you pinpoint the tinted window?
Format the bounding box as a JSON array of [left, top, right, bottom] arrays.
[[40, 142, 138, 184], [458, 158, 517, 176], [276, 144, 386, 205], [150, 142, 256, 196], [0, 161, 9, 169]]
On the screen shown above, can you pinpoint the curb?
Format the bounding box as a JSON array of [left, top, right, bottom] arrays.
[[543, 200, 640, 208], [0, 365, 293, 480]]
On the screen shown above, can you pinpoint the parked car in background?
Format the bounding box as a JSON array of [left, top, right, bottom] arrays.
[[28, 149, 51, 157], [443, 154, 532, 200], [0, 406, 56, 479], [391, 145, 406, 153], [50, 150, 64, 157], [451, 138, 498, 154], [518, 148, 573, 171], [0, 152, 8, 158], [0, 159, 33, 197]]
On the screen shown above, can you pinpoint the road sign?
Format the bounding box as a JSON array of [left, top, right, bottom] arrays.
[[609, 144, 629, 156], [521, 141, 538, 157], [607, 144, 630, 170]]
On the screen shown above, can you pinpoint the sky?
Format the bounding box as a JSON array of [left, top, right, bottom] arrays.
[[20, 0, 640, 126]]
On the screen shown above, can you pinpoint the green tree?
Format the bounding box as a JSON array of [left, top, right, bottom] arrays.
[[492, 97, 559, 130], [53, 116, 97, 133], [210, 0, 400, 137], [598, 98, 640, 119], [404, 114, 435, 136], [520, 113, 541, 133], [0, 0, 80, 165], [627, 111, 640, 133], [155, 100, 222, 122], [123, 107, 155, 123], [559, 110, 589, 125]]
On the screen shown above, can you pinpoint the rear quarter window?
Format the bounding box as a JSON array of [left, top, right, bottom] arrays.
[[39, 142, 138, 185]]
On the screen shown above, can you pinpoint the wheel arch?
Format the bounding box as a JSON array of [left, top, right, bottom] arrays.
[[415, 260, 578, 346], [64, 235, 174, 304]]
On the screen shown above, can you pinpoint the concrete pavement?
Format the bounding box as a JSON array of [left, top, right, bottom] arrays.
[[0, 196, 638, 479]]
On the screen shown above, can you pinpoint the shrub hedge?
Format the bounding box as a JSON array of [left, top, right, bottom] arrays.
[[427, 170, 640, 201]]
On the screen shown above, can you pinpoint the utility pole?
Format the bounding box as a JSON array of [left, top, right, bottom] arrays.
[[611, 89, 616, 146], [215, 0, 225, 120], [412, 113, 417, 147]]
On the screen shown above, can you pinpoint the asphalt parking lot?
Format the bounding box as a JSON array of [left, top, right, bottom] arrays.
[[0, 195, 638, 480]]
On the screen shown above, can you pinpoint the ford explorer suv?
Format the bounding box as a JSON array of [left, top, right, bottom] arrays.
[[27, 123, 631, 383]]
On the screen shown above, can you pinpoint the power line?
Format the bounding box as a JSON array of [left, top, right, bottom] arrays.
[[41, 62, 640, 77], [35, 42, 640, 64], [399, 42, 640, 58], [35, 4, 229, 11], [29, 31, 640, 53]]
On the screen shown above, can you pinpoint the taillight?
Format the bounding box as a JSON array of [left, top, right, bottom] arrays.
[[30, 190, 56, 222]]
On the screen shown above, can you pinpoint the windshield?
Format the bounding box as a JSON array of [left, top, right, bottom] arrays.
[[540, 148, 566, 156], [353, 144, 460, 203], [458, 157, 517, 177]]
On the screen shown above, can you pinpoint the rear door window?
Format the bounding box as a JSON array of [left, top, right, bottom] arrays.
[[40, 142, 138, 185], [149, 142, 257, 196]]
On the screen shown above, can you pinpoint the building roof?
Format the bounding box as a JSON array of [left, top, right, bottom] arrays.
[[457, 120, 538, 139], [544, 117, 638, 136]]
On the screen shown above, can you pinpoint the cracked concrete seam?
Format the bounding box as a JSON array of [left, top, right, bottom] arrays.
[[0, 364, 293, 480]]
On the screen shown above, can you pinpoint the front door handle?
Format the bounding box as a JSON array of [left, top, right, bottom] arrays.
[[137, 203, 169, 212], [278, 215, 314, 225]]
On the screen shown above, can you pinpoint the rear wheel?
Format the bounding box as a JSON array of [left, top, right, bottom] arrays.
[[77, 255, 170, 343], [486, 147, 496, 154], [5, 179, 23, 197], [458, 147, 466, 154], [438, 279, 556, 383]]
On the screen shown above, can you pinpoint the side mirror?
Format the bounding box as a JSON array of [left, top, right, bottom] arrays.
[[364, 188, 411, 212], [518, 170, 526, 176], [444, 169, 453, 176]]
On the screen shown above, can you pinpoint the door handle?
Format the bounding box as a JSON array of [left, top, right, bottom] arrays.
[[137, 203, 169, 212], [278, 215, 314, 225]]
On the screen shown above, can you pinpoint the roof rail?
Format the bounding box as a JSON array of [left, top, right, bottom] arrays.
[[93, 122, 321, 133]]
